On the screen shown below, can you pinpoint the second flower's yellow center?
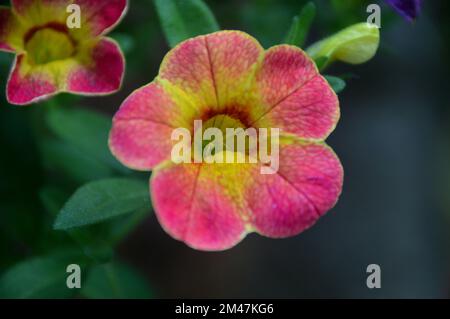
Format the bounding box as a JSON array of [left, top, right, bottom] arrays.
[[25, 28, 75, 65]]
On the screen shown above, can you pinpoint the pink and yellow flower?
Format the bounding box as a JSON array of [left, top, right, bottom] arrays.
[[109, 31, 344, 251], [0, 0, 127, 105]]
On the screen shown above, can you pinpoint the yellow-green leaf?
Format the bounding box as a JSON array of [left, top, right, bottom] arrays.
[[307, 22, 380, 68]]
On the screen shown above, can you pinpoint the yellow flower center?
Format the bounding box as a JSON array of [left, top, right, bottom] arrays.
[[193, 114, 254, 158], [25, 27, 75, 65], [203, 114, 246, 135]]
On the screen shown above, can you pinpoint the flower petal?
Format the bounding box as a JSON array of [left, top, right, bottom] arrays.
[[6, 38, 124, 105], [158, 31, 264, 115], [255, 45, 317, 109], [247, 139, 343, 238], [386, 0, 421, 22], [11, 0, 127, 40], [0, 6, 18, 52], [158, 35, 216, 113], [74, 0, 128, 36], [7, 54, 59, 105], [251, 45, 338, 140], [66, 38, 124, 94], [12, 0, 69, 25], [151, 161, 249, 251], [254, 74, 339, 140], [109, 82, 195, 171], [201, 31, 264, 108], [150, 138, 343, 250]]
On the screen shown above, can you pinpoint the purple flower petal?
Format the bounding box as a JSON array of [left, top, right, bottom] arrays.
[[386, 0, 422, 22]]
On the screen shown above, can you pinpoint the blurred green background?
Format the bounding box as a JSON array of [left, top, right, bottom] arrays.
[[0, 0, 449, 298]]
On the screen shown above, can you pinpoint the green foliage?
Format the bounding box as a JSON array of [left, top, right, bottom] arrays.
[[0, 105, 45, 269], [154, 0, 219, 47], [41, 185, 151, 262], [81, 262, 153, 299], [324, 75, 346, 94], [0, 254, 153, 299], [314, 56, 330, 71], [40, 138, 115, 184], [110, 33, 135, 55], [285, 1, 316, 47], [46, 106, 127, 174], [0, 252, 87, 299], [40, 186, 114, 262], [54, 178, 151, 230], [307, 22, 380, 69]]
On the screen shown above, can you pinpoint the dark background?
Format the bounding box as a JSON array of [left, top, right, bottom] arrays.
[[1, 0, 449, 298]]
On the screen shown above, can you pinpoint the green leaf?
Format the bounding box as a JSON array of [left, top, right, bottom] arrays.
[[41, 187, 150, 261], [40, 138, 115, 183], [307, 22, 380, 69], [46, 107, 127, 174], [285, 2, 316, 47], [0, 252, 87, 299], [324, 75, 346, 94], [81, 262, 153, 299], [54, 178, 151, 230], [109, 33, 135, 55], [40, 187, 69, 217], [107, 208, 151, 245], [67, 229, 114, 262], [313, 56, 330, 71], [40, 187, 114, 262], [154, 0, 219, 47]]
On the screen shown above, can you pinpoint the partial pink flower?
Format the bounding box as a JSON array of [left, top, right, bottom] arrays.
[[109, 31, 343, 251], [0, 0, 127, 105]]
